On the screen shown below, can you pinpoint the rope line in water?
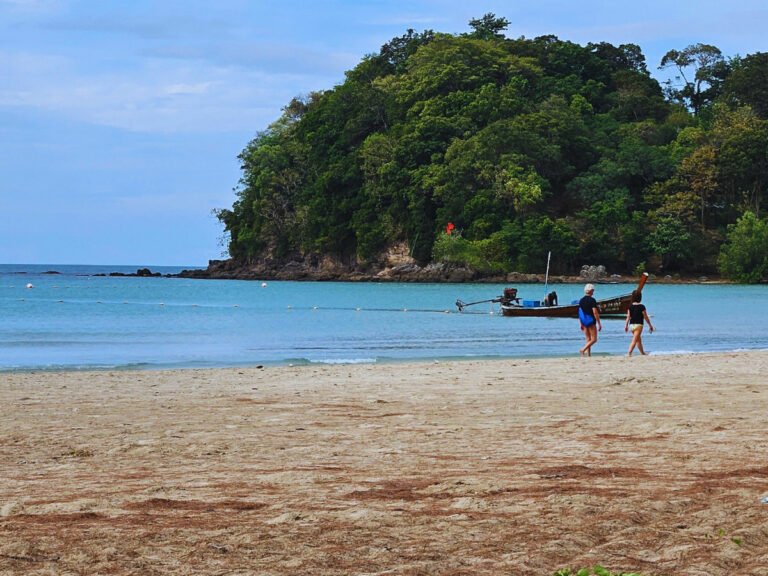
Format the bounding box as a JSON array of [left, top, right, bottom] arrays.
[[8, 299, 500, 315], [281, 305, 498, 314], [309, 306, 457, 314]]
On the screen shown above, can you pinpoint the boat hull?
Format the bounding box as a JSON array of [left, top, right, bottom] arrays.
[[500, 292, 633, 318]]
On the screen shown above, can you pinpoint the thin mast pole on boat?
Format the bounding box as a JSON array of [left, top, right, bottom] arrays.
[[543, 251, 551, 302]]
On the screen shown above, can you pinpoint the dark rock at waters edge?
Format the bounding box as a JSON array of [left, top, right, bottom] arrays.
[[175, 256, 728, 285], [103, 268, 164, 277], [170, 241, 725, 284], [176, 258, 495, 283], [175, 257, 583, 284], [172, 242, 498, 282]]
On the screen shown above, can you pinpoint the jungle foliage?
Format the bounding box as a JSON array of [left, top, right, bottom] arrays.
[[217, 15, 768, 281]]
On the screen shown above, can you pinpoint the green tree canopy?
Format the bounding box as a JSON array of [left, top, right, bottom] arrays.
[[718, 211, 768, 282], [217, 17, 768, 281]]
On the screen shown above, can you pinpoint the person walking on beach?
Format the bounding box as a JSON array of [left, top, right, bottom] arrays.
[[624, 289, 654, 356], [578, 283, 601, 357]]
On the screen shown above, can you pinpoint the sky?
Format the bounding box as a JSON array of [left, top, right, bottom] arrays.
[[1, 0, 765, 266]]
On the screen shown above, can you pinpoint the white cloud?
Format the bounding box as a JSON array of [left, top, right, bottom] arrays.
[[162, 82, 212, 96], [3, 0, 766, 138], [145, 40, 358, 77], [0, 48, 333, 133], [368, 14, 449, 26]]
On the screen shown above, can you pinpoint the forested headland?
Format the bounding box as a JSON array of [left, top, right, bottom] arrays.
[[211, 15, 768, 283]]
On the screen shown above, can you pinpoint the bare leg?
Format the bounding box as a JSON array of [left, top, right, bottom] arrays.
[[628, 328, 641, 356], [580, 326, 597, 357], [637, 333, 646, 355]]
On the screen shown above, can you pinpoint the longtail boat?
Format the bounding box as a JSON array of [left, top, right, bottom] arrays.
[[456, 273, 649, 318]]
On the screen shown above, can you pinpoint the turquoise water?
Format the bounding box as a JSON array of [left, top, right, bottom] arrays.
[[2, 264, 767, 370]]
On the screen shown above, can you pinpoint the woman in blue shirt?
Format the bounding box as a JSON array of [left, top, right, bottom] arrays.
[[578, 283, 601, 357]]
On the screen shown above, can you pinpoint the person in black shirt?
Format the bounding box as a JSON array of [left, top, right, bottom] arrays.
[[578, 283, 601, 357], [624, 289, 654, 356]]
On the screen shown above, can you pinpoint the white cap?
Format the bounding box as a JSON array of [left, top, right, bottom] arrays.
[[584, 283, 594, 293]]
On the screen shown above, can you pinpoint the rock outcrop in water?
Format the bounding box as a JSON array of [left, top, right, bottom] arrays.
[[177, 253, 580, 284], [177, 257, 494, 283]]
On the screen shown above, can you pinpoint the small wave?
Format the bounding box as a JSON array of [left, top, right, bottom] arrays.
[[729, 346, 768, 353], [308, 358, 378, 365], [0, 361, 154, 373], [646, 349, 703, 356], [0, 340, 112, 348], [651, 346, 768, 356]]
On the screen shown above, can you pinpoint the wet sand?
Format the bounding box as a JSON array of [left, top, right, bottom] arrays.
[[2, 352, 768, 575]]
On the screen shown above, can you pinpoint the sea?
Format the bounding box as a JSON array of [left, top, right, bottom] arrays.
[[2, 263, 767, 371]]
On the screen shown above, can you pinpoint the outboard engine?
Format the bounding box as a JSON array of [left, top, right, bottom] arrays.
[[501, 288, 519, 305]]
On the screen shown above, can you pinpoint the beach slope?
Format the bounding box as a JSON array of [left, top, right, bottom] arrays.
[[2, 352, 768, 575]]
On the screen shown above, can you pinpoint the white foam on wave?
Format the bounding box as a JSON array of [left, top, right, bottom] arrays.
[[646, 349, 700, 356], [310, 358, 377, 365], [648, 347, 768, 356]]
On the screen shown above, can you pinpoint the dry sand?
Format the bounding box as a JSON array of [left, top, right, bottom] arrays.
[[2, 352, 768, 575]]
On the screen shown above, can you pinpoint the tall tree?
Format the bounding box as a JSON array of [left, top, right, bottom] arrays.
[[659, 43, 728, 115], [465, 13, 510, 41]]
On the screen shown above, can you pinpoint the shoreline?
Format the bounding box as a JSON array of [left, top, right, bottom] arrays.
[[0, 261, 730, 284], [4, 346, 768, 374], [174, 257, 730, 284], [3, 351, 768, 574], [5, 268, 732, 285], [176, 266, 728, 285]]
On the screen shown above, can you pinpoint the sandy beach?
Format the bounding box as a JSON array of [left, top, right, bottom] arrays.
[[2, 352, 768, 575]]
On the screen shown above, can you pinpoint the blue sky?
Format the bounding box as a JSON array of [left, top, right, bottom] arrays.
[[1, 0, 765, 266]]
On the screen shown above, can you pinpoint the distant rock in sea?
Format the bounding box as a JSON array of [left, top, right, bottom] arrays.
[[108, 268, 162, 277]]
